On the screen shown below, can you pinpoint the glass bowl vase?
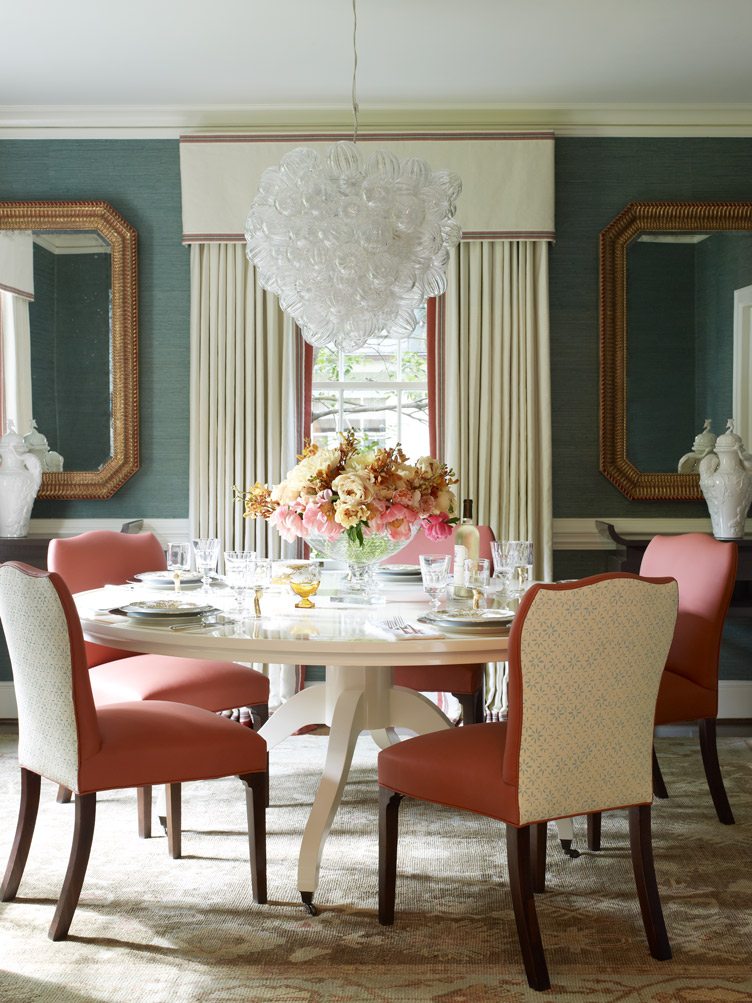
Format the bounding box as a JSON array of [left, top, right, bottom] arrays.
[[306, 526, 419, 596]]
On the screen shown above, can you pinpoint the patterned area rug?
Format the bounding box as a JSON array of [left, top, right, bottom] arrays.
[[0, 730, 750, 1002]]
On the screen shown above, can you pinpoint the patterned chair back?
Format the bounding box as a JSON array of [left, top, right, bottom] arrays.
[[48, 530, 166, 667], [503, 574, 678, 826], [0, 563, 100, 792]]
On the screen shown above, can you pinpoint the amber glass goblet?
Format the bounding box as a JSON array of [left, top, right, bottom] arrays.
[[289, 563, 321, 609]]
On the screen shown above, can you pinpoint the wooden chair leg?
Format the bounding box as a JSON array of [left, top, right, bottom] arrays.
[[699, 718, 735, 824], [378, 787, 403, 925], [137, 786, 152, 839], [56, 785, 72, 804], [250, 703, 269, 731], [453, 690, 483, 726], [166, 783, 182, 859], [530, 822, 547, 893], [628, 804, 671, 962], [652, 745, 669, 800], [240, 771, 267, 904], [506, 824, 550, 991], [49, 793, 96, 941], [1, 768, 41, 902], [587, 812, 602, 851]]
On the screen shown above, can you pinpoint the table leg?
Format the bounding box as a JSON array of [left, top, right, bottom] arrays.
[[298, 687, 366, 906], [389, 685, 453, 733], [258, 683, 327, 751], [369, 728, 400, 749]]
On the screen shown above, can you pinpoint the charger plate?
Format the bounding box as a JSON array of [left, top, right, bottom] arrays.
[[121, 600, 216, 619]]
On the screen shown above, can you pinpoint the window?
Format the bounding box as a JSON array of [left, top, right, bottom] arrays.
[[310, 305, 430, 459]]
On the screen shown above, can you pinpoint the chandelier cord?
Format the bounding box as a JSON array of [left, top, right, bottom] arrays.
[[351, 0, 359, 143]]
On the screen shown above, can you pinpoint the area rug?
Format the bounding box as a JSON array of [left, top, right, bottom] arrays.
[[0, 730, 749, 1002]]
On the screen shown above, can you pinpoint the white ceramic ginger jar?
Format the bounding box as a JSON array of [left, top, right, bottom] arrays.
[[0, 422, 42, 538], [699, 419, 752, 540], [678, 418, 717, 474]]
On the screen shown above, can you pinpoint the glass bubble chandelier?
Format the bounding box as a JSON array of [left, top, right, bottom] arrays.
[[244, 0, 462, 353]]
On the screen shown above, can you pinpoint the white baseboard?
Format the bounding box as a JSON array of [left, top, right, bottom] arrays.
[[1, 678, 749, 722]]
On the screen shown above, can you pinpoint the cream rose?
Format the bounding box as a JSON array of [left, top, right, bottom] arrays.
[[332, 471, 374, 507]]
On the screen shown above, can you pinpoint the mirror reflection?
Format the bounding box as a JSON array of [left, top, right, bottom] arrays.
[[29, 229, 113, 471], [626, 231, 752, 472]]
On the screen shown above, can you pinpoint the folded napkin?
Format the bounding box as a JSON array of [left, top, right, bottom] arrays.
[[364, 620, 445, 641]]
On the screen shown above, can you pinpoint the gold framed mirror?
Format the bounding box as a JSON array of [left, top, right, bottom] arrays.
[[0, 200, 138, 499], [600, 200, 752, 500]]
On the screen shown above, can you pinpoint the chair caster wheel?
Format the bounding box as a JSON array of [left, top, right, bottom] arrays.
[[301, 892, 318, 916], [560, 839, 580, 858]]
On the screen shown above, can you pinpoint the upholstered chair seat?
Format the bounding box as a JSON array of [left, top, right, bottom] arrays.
[[0, 562, 268, 941], [378, 573, 679, 992]]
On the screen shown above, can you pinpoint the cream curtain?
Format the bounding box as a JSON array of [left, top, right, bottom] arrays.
[[189, 242, 300, 556], [441, 240, 553, 715], [189, 243, 302, 706]]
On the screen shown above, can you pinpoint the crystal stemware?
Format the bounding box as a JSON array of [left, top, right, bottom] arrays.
[[289, 562, 321, 609], [419, 554, 451, 611], [192, 537, 220, 594], [464, 557, 491, 610], [166, 542, 191, 593], [250, 557, 273, 616], [223, 550, 256, 615]]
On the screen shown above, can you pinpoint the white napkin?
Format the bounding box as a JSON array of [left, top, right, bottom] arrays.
[[364, 620, 445, 641]]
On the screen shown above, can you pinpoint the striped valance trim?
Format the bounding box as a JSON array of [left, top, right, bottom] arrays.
[[183, 230, 556, 244]]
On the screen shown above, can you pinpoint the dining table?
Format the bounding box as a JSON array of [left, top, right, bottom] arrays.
[[74, 571, 512, 912]]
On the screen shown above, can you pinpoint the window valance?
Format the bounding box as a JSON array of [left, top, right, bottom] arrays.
[[179, 131, 555, 244], [0, 230, 33, 299]]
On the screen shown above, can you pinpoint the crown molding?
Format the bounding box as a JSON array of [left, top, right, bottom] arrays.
[[3, 103, 752, 139]]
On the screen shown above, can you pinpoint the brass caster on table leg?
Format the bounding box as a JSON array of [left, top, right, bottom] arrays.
[[158, 815, 167, 834], [301, 892, 318, 916], [560, 838, 580, 858]]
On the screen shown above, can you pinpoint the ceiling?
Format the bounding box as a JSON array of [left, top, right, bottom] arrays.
[[3, 0, 752, 135]]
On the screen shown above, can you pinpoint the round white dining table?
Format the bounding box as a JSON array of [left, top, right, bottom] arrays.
[[75, 579, 510, 911]]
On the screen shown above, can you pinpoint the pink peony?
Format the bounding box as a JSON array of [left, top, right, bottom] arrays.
[[422, 513, 454, 541], [380, 502, 420, 541], [269, 504, 304, 543], [302, 498, 343, 541]]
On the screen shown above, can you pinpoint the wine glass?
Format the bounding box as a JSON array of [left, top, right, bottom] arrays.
[[223, 550, 255, 614], [192, 537, 220, 594], [250, 557, 273, 616], [289, 562, 321, 609], [419, 554, 451, 611], [166, 542, 191, 593], [507, 541, 534, 596], [464, 557, 490, 610]]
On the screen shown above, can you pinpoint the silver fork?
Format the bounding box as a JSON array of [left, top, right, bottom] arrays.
[[384, 615, 419, 635]]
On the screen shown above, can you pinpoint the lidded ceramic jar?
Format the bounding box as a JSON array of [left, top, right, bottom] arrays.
[[699, 419, 752, 540], [678, 419, 717, 474], [23, 419, 63, 472], [0, 422, 42, 538]]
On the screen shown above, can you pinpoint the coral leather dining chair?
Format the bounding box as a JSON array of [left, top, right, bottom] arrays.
[[382, 526, 495, 725], [586, 533, 737, 852], [47, 530, 270, 848], [0, 562, 267, 941], [377, 573, 679, 992]]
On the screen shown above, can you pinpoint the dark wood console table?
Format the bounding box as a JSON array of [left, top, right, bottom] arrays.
[[596, 521, 752, 617], [0, 534, 55, 570]]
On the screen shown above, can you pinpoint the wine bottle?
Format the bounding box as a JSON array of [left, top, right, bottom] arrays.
[[454, 498, 480, 562]]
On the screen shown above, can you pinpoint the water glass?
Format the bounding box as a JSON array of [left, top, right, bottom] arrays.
[[223, 550, 256, 614], [464, 557, 491, 609], [419, 554, 451, 611], [508, 541, 534, 595], [250, 557, 273, 616], [166, 542, 191, 593], [192, 537, 220, 594]]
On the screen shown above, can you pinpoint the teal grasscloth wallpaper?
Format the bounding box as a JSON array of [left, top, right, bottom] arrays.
[[2, 136, 752, 682]]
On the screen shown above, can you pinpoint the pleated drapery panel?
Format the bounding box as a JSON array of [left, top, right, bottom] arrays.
[[189, 243, 299, 559], [442, 240, 553, 719], [443, 240, 552, 581]]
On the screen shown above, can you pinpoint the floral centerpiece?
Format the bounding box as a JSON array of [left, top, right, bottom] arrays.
[[237, 431, 457, 589]]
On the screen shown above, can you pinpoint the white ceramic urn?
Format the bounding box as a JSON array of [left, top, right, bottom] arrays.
[[699, 419, 752, 540], [0, 422, 43, 538]]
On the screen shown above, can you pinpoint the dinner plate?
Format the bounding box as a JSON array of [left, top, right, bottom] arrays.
[[376, 564, 421, 577], [423, 608, 516, 628], [121, 600, 216, 619], [417, 614, 512, 635], [134, 570, 203, 585]]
